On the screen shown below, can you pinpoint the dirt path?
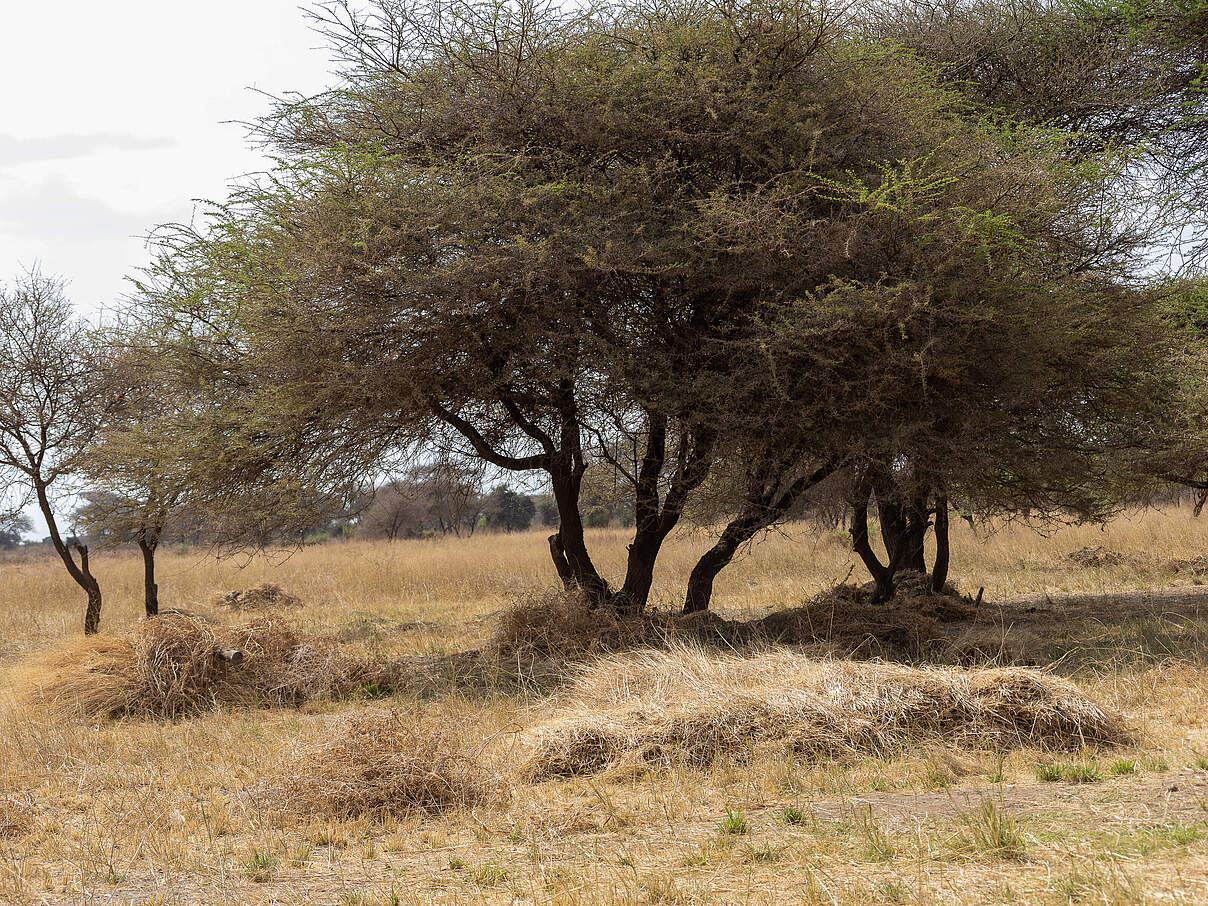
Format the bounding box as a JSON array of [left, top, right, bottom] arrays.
[[795, 766, 1208, 827]]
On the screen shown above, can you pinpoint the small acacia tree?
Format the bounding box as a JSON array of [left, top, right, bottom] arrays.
[[0, 515, 31, 550], [76, 334, 208, 616], [0, 270, 109, 633]]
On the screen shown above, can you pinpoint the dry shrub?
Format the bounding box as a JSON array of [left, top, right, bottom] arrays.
[[212, 582, 303, 611], [1168, 555, 1208, 578], [522, 646, 1131, 778], [491, 592, 661, 659], [275, 709, 502, 819], [14, 613, 390, 720], [942, 624, 1049, 665], [754, 574, 977, 655]]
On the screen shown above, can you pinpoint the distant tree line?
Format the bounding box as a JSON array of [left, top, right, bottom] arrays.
[[2, 0, 1207, 632]]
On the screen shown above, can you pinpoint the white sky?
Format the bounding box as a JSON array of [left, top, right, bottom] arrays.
[[2, 1, 337, 535], [1, 1, 335, 316]]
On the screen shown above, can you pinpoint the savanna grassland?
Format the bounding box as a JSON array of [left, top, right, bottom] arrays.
[[3, 511, 1208, 905]]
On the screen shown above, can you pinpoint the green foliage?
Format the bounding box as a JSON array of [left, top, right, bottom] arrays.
[[481, 486, 536, 533], [122, 0, 1195, 612], [781, 805, 809, 826]]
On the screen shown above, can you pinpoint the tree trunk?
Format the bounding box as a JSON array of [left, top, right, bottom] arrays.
[[903, 494, 929, 573], [684, 459, 836, 613], [137, 536, 160, 617], [34, 483, 103, 634], [876, 496, 907, 569], [1195, 487, 1208, 517], [931, 494, 950, 592], [683, 515, 760, 613], [619, 535, 661, 614], [851, 482, 895, 602], [550, 467, 610, 605], [76, 543, 103, 635], [548, 533, 575, 590]]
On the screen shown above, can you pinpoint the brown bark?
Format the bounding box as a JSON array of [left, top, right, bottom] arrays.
[[34, 483, 103, 634], [137, 533, 160, 617], [550, 465, 611, 605], [851, 479, 895, 602], [683, 459, 835, 613], [76, 544, 103, 635], [617, 416, 714, 614], [931, 494, 950, 592], [548, 532, 575, 590]]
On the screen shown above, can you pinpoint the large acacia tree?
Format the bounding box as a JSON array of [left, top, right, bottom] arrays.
[[135, 0, 970, 612], [136, 0, 1183, 613]]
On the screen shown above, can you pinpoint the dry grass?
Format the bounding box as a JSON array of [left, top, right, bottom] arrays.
[[4, 505, 1208, 664], [11, 613, 389, 720], [1, 508, 1208, 904], [522, 646, 1130, 778], [0, 793, 31, 838], [274, 708, 505, 819]]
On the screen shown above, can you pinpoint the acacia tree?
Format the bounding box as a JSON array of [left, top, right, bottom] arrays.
[[0, 271, 108, 633], [135, 0, 1186, 615], [76, 334, 212, 617], [137, 0, 1011, 612], [869, 0, 1208, 265], [0, 515, 31, 550], [135, 0, 846, 611]]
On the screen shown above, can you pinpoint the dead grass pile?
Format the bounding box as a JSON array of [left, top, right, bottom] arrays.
[[275, 709, 502, 818], [492, 579, 979, 664], [753, 574, 977, 655], [490, 592, 663, 659], [212, 582, 303, 611], [1169, 555, 1208, 578], [14, 613, 391, 720], [1067, 546, 1128, 568], [522, 646, 1131, 778]]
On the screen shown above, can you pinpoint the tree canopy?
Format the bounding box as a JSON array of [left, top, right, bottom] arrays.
[[120, 0, 1199, 613]]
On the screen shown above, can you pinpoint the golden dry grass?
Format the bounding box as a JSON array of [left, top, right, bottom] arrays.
[[1, 508, 1208, 904], [5, 506, 1208, 659], [521, 647, 1130, 779]]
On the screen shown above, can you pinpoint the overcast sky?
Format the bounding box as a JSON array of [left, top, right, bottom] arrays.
[[1, 1, 335, 316], [2, 2, 337, 535]]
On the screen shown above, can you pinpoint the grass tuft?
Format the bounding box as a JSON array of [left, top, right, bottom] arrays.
[[718, 808, 749, 836]]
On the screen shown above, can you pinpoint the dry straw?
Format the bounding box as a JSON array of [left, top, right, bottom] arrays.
[[275, 708, 503, 819], [12, 613, 389, 720], [521, 646, 1132, 778]]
